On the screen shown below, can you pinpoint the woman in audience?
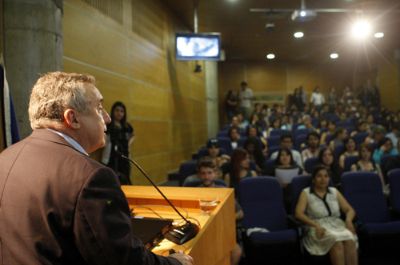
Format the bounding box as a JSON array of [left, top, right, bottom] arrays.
[[266, 117, 282, 137], [318, 118, 329, 134], [339, 138, 359, 170], [372, 137, 398, 165], [224, 148, 257, 191], [243, 136, 267, 175], [247, 125, 267, 153], [295, 165, 358, 265], [318, 147, 342, 187], [321, 120, 337, 145], [268, 148, 302, 186], [249, 113, 267, 135], [351, 143, 385, 186]]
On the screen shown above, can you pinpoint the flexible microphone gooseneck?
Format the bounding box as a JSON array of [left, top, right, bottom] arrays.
[[119, 154, 199, 245]]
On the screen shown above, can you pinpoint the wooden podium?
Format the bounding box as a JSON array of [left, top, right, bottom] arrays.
[[122, 186, 236, 265]]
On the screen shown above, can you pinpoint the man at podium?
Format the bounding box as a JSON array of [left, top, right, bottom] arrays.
[[0, 72, 193, 265]]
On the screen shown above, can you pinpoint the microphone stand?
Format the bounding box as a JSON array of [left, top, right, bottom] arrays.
[[120, 154, 199, 245]]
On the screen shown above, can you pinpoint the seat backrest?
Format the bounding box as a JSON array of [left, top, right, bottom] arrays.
[[294, 128, 310, 138], [267, 135, 281, 147], [290, 175, 312, 214], [388, 169, 400, 213], [239, 177, 288, 231], [344, 155, 359, 172], [179, 160, 198, 179], [269, 129, 284, 137], [217, 137, 232, 155], [294, 134, 307, 151], [341, 172, 389, 223], [304, 157, 319, 174], [353, 132, 369, 146]]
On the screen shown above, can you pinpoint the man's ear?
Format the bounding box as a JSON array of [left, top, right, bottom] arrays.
[[63, 109, 80, 129]]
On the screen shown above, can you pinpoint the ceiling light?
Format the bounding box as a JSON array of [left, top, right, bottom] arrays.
[[374, 32, 384, 38], [351, 19, 372, 40], [294, 32, 304, 38], [330, 53, 339, 59], [266, 53, 275, 60], [300, 10, 307, 17]]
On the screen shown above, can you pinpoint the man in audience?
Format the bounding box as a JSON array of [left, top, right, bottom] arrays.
[[196, 158, 243, 265], [301, 131, 321, 163], [239, 81, 254, 120], [270, 134, 303, 168], [386, 122, 400, 148], [0, 72, 192, 265], [228, 126, 241, 152]]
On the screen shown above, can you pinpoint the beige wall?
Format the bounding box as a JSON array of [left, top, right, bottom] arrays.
[[63, 0, 208, 184]]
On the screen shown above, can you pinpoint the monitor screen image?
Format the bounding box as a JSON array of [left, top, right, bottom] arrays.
[[176, 33, 221, 61]]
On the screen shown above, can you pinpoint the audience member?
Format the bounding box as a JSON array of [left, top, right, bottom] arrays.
[[102, 101, 134, 185], [195, 158, 243, 265], [351, 143, 386, 190], [302, 131, 322, 163], [224, 148, 257, 192], [269, 148, 302, 187], [329, 128, 348, 151], [372, 137, 398, 165], [295, 165, 358, 265], [243, 136, 267, 175], [338, 138, 359, 170], [239, 81, 254, 120], [225, 89, 239, 122], [310, 86, 325, 110], [270, 134, 303, 168], [228, 126, 241, 151], [321, 120, 337, 145], [318, 147, 342, 187]]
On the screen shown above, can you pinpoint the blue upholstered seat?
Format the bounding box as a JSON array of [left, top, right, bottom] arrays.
[[238, 177, 299, 265], [342, 171, 400, 260]]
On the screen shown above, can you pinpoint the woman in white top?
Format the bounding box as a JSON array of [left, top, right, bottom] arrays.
[[295, 165, 358, 265], [339, 138, 359, 170]]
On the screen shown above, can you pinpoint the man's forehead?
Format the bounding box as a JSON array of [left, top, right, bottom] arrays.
[[85, 84, 103, 102]]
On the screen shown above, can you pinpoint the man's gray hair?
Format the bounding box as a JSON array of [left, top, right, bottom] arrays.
[[28, 71, 96, 129]]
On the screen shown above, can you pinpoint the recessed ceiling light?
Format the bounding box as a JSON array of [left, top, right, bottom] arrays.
[[330, 53, 339, 59], [351, 19, 372, 40], [374, 32, 384, 38], [294, 32, 304, 38], [300, 10, 307, 17], [266, 53, 275, 60]]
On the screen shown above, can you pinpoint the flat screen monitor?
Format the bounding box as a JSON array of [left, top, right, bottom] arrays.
[[176, 33, 221, 61]]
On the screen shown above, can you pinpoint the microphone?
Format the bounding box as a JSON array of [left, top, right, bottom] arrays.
[[119, 154, 199, 245]]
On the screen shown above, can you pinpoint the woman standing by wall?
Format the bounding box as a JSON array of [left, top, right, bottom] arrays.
[[102, 101, 134, 185]]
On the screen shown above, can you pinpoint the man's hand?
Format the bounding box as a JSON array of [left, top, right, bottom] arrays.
[[169, 251, 194, 265]]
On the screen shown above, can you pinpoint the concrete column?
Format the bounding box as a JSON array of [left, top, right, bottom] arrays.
[[4, 0, 63, 138], [205, 61, 219, 138]]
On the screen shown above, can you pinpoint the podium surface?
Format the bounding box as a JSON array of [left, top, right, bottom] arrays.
[[122, 185, 236, 265]]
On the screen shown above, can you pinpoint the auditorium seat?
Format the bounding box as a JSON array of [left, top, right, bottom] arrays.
[[238, 177, 299, 265], [344, 155, 359, 172], [341, 172, 400, 261], [388, 169, 400, 216], [304, 157, 319, 174]]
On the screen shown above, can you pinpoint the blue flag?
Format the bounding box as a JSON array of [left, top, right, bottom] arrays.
[[1, 64, 20, 146]]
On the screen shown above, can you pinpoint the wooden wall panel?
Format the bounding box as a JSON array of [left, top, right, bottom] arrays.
[[378, 60, 400, 111], [64, 0, 208, 184]]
